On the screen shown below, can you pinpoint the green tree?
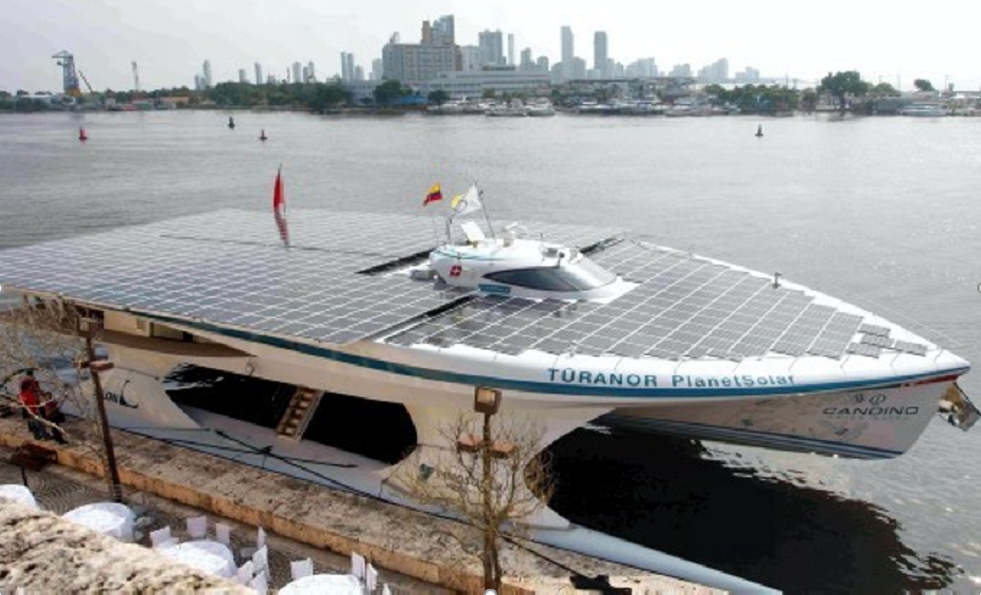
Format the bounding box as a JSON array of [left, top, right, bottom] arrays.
[[482, 88, 497, 99], [373, 80, 410, 106], [871, 82, 899, 97], [913, 78, 934, 92], [800, 88, 819, 112], [819, 71, 870, 114], [427, 89, 450, 106]]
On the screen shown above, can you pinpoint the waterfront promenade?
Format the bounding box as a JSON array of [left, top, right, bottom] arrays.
[[0, 416, 719, 594]]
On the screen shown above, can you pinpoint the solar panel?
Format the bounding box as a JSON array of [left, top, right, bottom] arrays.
[[847, 343, 882, 358], [859, 323, 891, 337], [893, 340, 929, 356]]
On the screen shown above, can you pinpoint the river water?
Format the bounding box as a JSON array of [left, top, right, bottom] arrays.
[[1, 111, 980, 593]]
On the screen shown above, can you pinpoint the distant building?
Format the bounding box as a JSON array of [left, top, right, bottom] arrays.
[[307, 61, 316, 82], [734, 66, 760, 84], [266, 74, 276, 85], [423, 67, 550, 100], [341, 52, 356, 81], [354, 66, 365, 81], [238, 69, 248, 84], [536, 56, 549, 73], [507, 34, 515, 66], [626, 58, 658, 78], [254, 63, 263, 86], [594, 31, 608, 76], [520, 48, 534, 71], [460, 45, 482, 71], [670, 63, 692, 78], [345, 80, 382, 104], [431, 15, 455, 45], [371, 58, 383, 80], [572, 57, 587, 80], [383, 23, 457, 85], [561, 26, 574, 80], [194, 74, 204, 91], [697, 58, 729, 84], [202, 60, 213, 88], [292, 62, 302, 84], [479, 30, 504, 66]]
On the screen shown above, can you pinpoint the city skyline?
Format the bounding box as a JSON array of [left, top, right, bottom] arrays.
[[2, 0, 979, 91]]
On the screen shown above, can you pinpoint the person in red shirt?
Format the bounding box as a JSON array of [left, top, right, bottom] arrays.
[[18, 370, 51, 441]]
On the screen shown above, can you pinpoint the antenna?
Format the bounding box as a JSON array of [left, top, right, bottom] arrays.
[[473, 180, 497, 239]]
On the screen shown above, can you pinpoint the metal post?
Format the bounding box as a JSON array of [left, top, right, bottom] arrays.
[[481, 409, 493, 590], [84, 323, 122, 502]]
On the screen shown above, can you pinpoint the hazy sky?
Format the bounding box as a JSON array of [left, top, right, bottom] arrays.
[[3, 0, 979, 92]]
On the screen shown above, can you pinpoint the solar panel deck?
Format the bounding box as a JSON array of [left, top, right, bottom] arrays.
[[388, 239, 930, 360], [0, 209, 615, 345], [0, 209, 928, 359]]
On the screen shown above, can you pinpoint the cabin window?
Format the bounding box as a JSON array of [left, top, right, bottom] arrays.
[[485, 259, 615, 291]]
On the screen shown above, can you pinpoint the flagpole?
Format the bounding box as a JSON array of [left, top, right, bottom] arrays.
[[474, 181, 496, 239]]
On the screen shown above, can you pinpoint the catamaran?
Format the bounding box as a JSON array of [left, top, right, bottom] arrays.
[[0, 182, 975, 592]]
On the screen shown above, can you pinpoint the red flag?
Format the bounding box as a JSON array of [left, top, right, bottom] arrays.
[[273, 168, 285, 214], [273, 168, 289, 247]]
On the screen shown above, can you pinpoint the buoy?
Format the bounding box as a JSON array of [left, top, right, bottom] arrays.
[[78, 127, 88, 142], [228, 116, 235, 130], [260, 129, 267, 142], [755, 124, 764, 138]]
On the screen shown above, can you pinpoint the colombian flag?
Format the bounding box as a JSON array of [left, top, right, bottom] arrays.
[[423, 183, 443, 206]]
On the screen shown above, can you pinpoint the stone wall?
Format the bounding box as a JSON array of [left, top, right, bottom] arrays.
[[0, 497, 246, 593]]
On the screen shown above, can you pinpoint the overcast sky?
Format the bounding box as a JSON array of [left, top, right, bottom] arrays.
[[3, 0, 978, 93]]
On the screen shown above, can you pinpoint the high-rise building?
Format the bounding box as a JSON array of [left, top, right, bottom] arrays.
[[371, 59, 383, 80], [292, 62, 302, 84], [355, 66, 365, 81], [479, 30, 504, 66], [560, 27, 574, 80], [302, 65, 310, 83], [697, 58, 729, 83], [594, 31, 608, 76], [626, 58, 658, 78], [460, 45, 481, 71], [202, 60, 213, 88], [383, 26, 457, 85], [238, 69, 248, 84], [340, 53, 349, 80], [345, 54, 354, 82], [572, 56, 587, 80], [194, 74, 204, 91], [431, 15, 455, 45], [670, 63, 693, 78], [307, 61, 316, 82], [507, 34, 515, 66], [519, 48, 533, 71], [254, 63, 263, 86], [537, 56, 549, 73], [266, 74, 276, 85]]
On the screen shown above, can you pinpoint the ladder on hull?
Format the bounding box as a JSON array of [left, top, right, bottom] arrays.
[[276, 386, 323, 441]]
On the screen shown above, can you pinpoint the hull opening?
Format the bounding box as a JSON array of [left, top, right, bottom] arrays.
[[165, 365, 416, 464]]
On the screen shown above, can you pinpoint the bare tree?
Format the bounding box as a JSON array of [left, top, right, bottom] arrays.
[[389, 411, 555, 591], [0, 297, 120, 499]]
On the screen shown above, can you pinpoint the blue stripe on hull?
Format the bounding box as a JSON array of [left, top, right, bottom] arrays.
[[600, 415, 903, 459], [142, 312, 967, 401]]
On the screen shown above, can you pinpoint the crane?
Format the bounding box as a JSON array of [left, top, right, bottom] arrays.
[[78, 70, 95, 94], [51, 51, 81, 97], [131, 61, 141, 94]]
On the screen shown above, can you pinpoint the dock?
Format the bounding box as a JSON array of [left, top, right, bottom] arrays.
[[0, 415, 721, 594]]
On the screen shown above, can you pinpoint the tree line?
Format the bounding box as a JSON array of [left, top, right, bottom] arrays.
[[1, 71, 945, 114]]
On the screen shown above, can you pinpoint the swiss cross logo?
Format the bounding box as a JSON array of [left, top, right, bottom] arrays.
[[450, 264, 462, 277]]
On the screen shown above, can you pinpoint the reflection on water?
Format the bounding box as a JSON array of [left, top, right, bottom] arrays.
[[549, 428, 960, 593]]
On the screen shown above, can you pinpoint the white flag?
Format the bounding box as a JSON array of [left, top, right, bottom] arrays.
[[451, 184, 482, 217]]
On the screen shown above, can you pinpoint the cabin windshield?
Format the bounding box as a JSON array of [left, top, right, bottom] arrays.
[[485, 258, 616, 292]]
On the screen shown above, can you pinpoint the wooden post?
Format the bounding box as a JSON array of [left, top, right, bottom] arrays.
[[83, 320, 122, 502]]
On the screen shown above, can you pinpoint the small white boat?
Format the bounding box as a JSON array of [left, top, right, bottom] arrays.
[[901, 102, 946, 117]]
